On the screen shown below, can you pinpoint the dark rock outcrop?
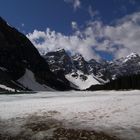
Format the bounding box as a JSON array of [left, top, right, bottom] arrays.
[[0, 17, 71, 91]]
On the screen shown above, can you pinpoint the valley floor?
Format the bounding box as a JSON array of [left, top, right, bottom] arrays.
[[0, 90, 140, 140]]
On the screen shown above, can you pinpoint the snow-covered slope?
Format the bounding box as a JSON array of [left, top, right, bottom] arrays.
[[0, 84, 16, 92], [18, 69, 54, 91], [123, 52, 139, 63], [44, 49, 102, 90], [65, 71, 100, 89]]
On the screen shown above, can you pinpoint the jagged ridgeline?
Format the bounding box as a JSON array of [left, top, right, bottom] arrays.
[[43, 49, 140, 90], [0, 17, 71, 92]]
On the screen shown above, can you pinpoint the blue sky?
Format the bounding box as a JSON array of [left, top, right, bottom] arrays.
[[0, 0, 140, 60]]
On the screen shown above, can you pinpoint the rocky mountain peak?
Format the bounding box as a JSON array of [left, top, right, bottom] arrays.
[[123, 52, 140, 63], [55, 48, 66, 53], [0, 16, 8, 26], [72, 53, 84, 61], [127, 52, 139, 58], [0, 17, 71, 91]]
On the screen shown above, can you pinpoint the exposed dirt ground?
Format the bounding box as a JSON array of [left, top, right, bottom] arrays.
[[0, 114, 120, 140]]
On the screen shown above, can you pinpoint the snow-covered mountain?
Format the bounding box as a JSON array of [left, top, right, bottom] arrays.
[[106, 52, 140, 79], [43, 49, 101, 89], [0, 17, 71, 92], [44, 49, 140, 90]]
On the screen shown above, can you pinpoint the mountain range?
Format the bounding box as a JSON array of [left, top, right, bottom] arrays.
[[43, 49, 140, 90], [0, 16, 140, 92]]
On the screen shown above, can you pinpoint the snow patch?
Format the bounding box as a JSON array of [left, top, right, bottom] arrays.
[[0, 67, 7, 71], [123, 52, 138, 63], [65, 70, 100, 89], [18, 69, 54, 91], [0, 84, 15, 92]]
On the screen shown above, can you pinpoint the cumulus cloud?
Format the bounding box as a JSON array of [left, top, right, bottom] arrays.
[[27, 12, 140, 60], [103, 12, 140, 58], [64, 0, 81, 11], [71, 21, 78, 30], [27, 27, 100, 60]]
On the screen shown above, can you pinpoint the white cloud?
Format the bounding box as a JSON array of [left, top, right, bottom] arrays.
[[27, 12, 140, 60], [27, 26, 101, 60], [103, 12, 140, 58], [64, 0, 81, 11], [71, 21, 78, 30]]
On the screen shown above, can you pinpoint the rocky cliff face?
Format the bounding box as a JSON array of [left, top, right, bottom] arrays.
[[44, 49, 140, 90], [106, 52, 140, 79], [0, 17, 71, 92], [44, 49, 105, 89]]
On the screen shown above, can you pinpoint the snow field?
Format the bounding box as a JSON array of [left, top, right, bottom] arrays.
[[0, 90, 140, 140]]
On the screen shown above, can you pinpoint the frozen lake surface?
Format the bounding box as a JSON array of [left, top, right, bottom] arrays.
[[0, 90, 140, 140]]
